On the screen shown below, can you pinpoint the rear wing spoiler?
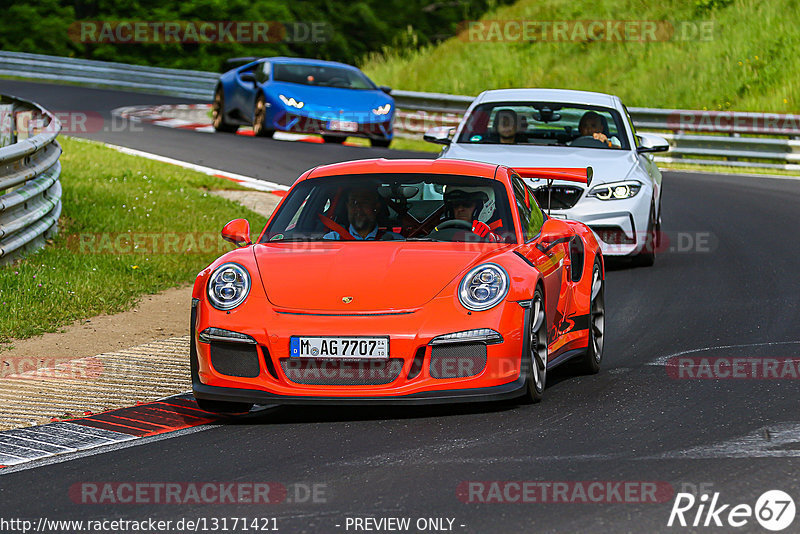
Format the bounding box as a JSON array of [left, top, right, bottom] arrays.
[[512, 167, 593, 187]]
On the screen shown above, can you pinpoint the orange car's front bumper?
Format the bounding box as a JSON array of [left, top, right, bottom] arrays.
[[191, 294, 530, 404]]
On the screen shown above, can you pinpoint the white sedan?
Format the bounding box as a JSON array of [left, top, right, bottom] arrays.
[[425, 88, 669, 265]]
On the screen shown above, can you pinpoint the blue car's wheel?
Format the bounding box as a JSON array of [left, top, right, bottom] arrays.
[[253, 95, 275, 138], [212, 87, 238, 133], [322, 135, 346, 144], [371, 138, 391, 148]]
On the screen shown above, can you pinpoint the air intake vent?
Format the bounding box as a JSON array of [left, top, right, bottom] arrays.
[[533, 185, 584, 210], [210, 343, 260, 378], [429, 343, 487, 379], [279, 358, 404, 385]]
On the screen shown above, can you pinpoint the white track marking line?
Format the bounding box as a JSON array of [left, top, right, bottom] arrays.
[[644, 423, 800, 459], [661, 168, 800, 181], [647, 341, 800, 366], [0, 423, 220, 474], [101, 142, 290, 192]]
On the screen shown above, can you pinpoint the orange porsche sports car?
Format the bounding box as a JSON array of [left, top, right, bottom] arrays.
[[190, 159, 605, 412]]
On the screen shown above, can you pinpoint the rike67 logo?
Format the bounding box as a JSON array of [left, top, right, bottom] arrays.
[[668, 490, 796, 531]]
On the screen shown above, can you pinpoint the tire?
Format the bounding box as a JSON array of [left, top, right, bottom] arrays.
[[521, 287, 548, 403], [575, 260, 604, 374], [370, 138, 391, 148], [654, 197, 663, 249], [253, 95, 274, 138], [212, 87, 238, 133], [322, 135, 346, 144], [632, 203, 656, 267], [195, 398, 253, 414]]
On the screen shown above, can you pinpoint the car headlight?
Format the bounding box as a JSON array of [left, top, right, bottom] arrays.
[[458, 263, 509, 311], [279, 94, 304, 109], [588, 181, 642, 200], [207, 262, 251, 311], [372, 103, 391, 116]]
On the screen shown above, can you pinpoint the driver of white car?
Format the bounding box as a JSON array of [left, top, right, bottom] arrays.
[[572, 111, 622, 148]]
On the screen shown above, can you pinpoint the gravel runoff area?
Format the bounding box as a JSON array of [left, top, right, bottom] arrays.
[[0, 191, 280, 430]]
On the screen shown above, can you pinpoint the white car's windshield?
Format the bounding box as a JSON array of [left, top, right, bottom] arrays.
[[457, 102, 630, 150]]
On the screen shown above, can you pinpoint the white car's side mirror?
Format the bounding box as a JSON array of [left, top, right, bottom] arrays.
[[424, 126, 455, 145], [636, 133, 670, 153]]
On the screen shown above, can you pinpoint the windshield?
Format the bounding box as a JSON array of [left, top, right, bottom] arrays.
[[273, 63, 376, 90], [456, 102, 630, 150], [262, 174, 517, 243]]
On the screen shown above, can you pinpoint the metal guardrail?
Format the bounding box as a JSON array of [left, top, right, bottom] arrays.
[[0, 94, 63, 266], [391, 94, 800, 171], [0, 50, 216, 100], [2, 51, 798, 170]]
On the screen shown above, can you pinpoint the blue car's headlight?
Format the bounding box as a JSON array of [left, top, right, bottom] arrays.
[[279, 94, 304, 109], [372, 103, 392, 116], [458, 263, 509, 311], [207, 262, 251, 310], [588, 180, 642, 200]]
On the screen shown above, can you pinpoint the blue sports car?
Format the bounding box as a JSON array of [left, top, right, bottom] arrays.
[[212, 57, 394, 147]]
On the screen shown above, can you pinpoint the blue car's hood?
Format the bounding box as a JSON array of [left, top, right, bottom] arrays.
[[268, 82, 390, 114]]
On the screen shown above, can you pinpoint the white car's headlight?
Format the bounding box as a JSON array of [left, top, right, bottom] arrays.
[[458, 263, 509, 311], [588, 181, 642, 200], [372, 103, 392, 116], [279, 94, 304, 109], [207, 262, 251, 310]]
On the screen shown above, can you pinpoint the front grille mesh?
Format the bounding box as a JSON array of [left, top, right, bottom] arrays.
[[533, 185, 583, 210], [280, 358, 404, 385], [429, 343, 487, 379], [210, 343, 260, 378], [533, 185, 584, 210]]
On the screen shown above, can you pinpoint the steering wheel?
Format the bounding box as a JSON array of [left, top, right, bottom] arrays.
[[326, 77, 349, 87], [436, 219, 472, 231], [570, 135, 609, 148]]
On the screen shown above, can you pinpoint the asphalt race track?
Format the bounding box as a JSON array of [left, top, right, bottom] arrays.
[[0, 79, 433, 183], [2, 80, 800, 533]]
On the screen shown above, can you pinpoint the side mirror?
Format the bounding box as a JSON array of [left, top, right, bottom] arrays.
[[239, 72, 256, 83], [636, 133, 669, 153], [535, 218, 567, 251], [423, 126, 455, 145], [222, 219, 252, 246], [378, 85, 392, 95]]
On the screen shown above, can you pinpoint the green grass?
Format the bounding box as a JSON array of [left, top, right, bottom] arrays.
[[362, 0, 800, 113], [0, 137, 268, 344]]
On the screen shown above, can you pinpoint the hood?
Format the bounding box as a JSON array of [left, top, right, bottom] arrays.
[[253, 242, 505, 312], [268, 82, 390, 115], [442, 143, 638, 185]]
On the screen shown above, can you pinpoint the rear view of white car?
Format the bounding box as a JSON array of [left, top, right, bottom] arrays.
[[425, 89, 669, 265]]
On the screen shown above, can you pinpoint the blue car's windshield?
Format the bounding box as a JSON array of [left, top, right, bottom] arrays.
[[273, 64, 376, 90]]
